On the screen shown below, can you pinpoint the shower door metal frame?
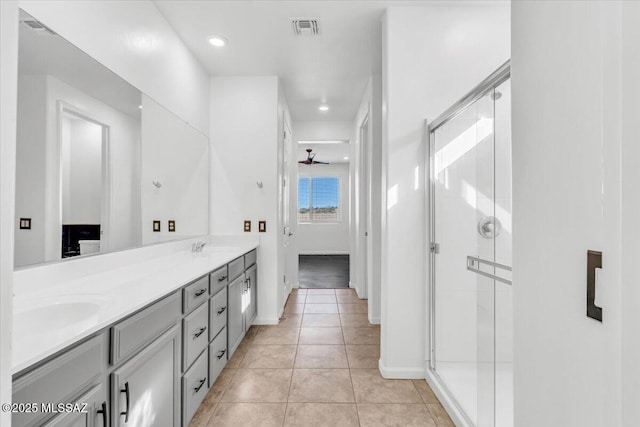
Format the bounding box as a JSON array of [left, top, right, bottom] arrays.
[[426, 60, 511, 425]]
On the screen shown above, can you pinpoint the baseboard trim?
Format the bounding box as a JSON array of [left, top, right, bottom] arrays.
[[368, 315, 381, 325], [298, 251, 350, 255], [378, 359, 426, 379], [425, 365, 470, 427], [252, 317, 280, 325]]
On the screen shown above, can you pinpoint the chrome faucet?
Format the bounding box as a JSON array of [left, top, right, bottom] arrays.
[[192, 242, 206, 253]]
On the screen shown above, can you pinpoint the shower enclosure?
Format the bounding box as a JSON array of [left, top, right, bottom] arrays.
[[427, 62, 512, 427]]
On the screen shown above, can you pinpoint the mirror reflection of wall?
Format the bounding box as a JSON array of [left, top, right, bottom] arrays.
[[14, 10, 209, 269]]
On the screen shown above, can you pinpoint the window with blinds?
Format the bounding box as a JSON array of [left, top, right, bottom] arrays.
[[298, 176, 340, 223]]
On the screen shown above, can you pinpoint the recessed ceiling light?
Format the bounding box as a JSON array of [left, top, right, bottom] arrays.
[[318, 105, 329, 112], [208, 35, 228, 48], [343, 157, 349, 160], [138, 105, 143, 109]]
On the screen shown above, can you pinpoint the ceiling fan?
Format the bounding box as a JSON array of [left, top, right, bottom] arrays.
[[299, 148, 329, 165]]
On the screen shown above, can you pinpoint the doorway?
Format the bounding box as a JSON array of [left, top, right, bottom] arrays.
[[58, 104, 110, 259]]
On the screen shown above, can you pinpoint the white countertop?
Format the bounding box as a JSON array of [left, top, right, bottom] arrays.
[[12, 236, 258, 375]]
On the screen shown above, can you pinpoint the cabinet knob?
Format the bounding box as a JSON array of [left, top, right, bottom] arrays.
[[217, 349, 227, 359], [217, 306, 227, 315]]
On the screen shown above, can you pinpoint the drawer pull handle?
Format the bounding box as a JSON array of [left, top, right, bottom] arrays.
[[97, 401, 108, 427], [194, 326, 207, 339], [120, 382, 130, 423], [217, 306, 227, 315], [217, 349, 227, 359], [247, 277, 251, 289], [195, 288, 207, 297], [194, 378, 207, 393], [218, 275, 227, 282]]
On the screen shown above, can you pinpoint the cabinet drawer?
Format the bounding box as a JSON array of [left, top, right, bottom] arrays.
[[183, 275, 210, 314], [209, 265, 228, 295], [228, 256, 244, 281], [244, 249, 257, 269], [209, 287, 228, 341], [12, 335, 104, 427], [209, 327, 227, 387], [182, 349, 209, 427], [111, 292, 180, 365], [183, 303, 209, 371]]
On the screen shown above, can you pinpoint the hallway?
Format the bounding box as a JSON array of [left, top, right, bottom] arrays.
[[189, 287, 453, 426]]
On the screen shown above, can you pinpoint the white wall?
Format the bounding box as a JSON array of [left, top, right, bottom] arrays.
[[381, 5, 510, 378], [512, 2, 629, 426], [297, 163, 350, 254], [0, 2, 19, 425], [14, 75, 141, 267], [293, 121, 353, 141], [14, 75, 46, 266], [210, 76, 282, 323], [140, 95, 209, 244], [621, 3, 640, 425], [19, 0, 210, 136], [61, 118, 102, 224], [353, 76, 383, 321]]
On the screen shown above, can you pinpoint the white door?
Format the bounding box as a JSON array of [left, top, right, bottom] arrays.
[[282, 120, 294, 296]]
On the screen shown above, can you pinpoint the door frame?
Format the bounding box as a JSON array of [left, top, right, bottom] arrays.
[[52, 101, 111, 259]]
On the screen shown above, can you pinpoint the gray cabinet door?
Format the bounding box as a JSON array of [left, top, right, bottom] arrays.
[[227, 275, 245, 356], [43, 383, 107, 427], [111, 325, 180, 427], [246, 265, 257, 327]]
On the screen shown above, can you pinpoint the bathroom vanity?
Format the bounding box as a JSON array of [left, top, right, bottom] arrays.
[[11, 239, 258, 427]]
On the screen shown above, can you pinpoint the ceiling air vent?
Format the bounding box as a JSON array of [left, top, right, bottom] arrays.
[[21, 19, 57, 36], [291, 18, 320, 36]]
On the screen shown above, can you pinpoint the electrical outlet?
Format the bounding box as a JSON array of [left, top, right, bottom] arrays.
[[244, 220, 251, 232], [259, 221, 266, 232], [19, 218, 31, 230], [153, 220, 161, 232], [168, 220, 176, 232]]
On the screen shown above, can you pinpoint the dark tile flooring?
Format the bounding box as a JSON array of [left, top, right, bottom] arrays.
[[299, 255, 350, 288]]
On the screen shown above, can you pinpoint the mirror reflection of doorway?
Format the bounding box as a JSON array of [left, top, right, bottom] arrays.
[[60, 109, 108, 258]]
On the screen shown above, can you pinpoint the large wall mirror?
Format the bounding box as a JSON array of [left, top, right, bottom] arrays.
[[14, 10, 209, 269]]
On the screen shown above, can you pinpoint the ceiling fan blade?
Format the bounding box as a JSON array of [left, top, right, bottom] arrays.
[[309, 152, 316, 160], [313, 160, 330, 164]]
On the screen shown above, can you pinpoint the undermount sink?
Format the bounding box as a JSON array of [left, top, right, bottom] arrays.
[[13, 295, 108, 342]]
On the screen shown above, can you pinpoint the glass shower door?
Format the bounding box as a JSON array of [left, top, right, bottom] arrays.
[[431, 83, 511, 426]]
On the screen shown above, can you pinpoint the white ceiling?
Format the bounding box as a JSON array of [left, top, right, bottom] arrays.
[[18, 11, 142, 119], [297, 142, 351, 164], [154, 1, 429, 122]]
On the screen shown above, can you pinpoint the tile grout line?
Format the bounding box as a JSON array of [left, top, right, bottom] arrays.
[[282, 297, 306, 426], [341, 295, 363, 427]]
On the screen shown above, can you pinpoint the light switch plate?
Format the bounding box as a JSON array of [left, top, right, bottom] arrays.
[[244, 220, 251, 232], [259, 221, 266, 233], [19, 218, 31, 230], [153, 220, 161, 232], [168, 220, 176, 232]]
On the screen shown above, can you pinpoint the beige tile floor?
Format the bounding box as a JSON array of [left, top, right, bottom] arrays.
[[190, 287, 454, 427]]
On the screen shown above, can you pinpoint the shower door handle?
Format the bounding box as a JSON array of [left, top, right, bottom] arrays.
[[587, 250, 603, 322]]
